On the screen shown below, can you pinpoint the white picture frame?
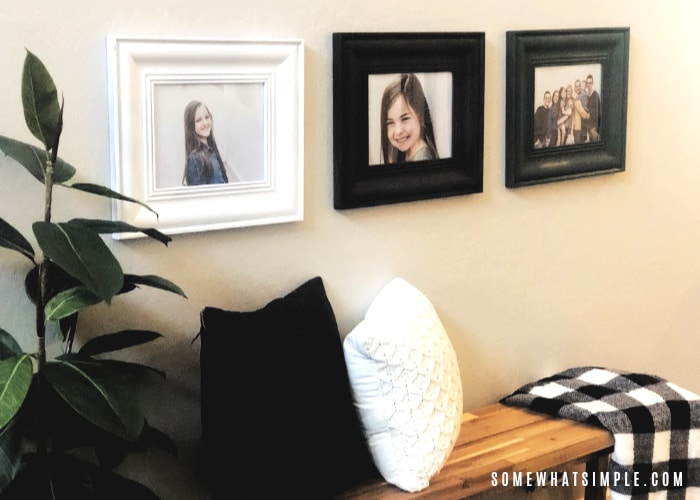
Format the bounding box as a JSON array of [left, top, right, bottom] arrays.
[[106, 36, 304, 238]]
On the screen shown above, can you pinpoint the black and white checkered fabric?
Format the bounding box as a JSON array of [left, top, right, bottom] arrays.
[[501, 366, 700, 499]]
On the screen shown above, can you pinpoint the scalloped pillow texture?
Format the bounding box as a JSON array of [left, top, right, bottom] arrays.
[[343, 278, 463, 493]]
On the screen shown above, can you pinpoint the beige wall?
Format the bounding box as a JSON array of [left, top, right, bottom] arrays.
[[1, 1, 699, 498]]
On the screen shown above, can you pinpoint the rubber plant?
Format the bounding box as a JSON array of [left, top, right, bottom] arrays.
[[0, 51, 186, 499]]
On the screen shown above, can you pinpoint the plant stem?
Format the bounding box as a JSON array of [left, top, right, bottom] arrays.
[[35, 155, 55, 458], [38, 158, 54, 361]]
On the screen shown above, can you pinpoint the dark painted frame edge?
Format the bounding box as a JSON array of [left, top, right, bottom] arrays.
[[333, 32, 485, 209], [505, 27, 630, 188]]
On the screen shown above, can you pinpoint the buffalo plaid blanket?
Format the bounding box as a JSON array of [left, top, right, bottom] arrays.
[[500, 367, 700, 499]]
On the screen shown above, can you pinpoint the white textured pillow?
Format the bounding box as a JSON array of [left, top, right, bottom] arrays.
[[343, 278, 463, 492]]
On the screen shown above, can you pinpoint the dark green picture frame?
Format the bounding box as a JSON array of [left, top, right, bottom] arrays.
[[505, 27, 630, 188], [333, 32, 484, 209]]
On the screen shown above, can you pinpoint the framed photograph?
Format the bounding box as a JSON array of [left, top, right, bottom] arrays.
[[333, 32, 484, 209], [505, 28, 630, 188], [106, 36, 303, 238]]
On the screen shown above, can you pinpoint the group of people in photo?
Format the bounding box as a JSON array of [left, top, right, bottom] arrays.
[[534, 74, 600, 149]]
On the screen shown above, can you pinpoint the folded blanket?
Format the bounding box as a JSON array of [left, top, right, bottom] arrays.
[[500, 366, 700, 499]]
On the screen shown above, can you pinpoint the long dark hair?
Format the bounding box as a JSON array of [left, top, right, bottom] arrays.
[[379, 74, 439, 164], [182, 100, 228, 185]]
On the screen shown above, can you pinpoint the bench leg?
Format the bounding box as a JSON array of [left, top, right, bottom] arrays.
[[584, 454, 609, 500]]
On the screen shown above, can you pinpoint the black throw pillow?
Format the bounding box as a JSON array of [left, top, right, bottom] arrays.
[[199, 277, 378, 499]]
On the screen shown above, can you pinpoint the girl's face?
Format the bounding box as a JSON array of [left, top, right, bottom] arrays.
[[386, 95, 422, 155], [552, 91, 559, 103], [194, 105, 212, 143]]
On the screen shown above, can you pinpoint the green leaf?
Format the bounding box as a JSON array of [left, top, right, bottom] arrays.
[[138, 421, 177, 456], [43, 359, 144, 442], [79, 330, 163, 357], [0, 218, 34, 262], [124, 274, 187, 298], [55, 356, 165, 396], [33, 221, 123, 303], [0, 355, 33, 430], [0, 409, 26, 492], [66, 219, 172, 246], [58, 313, 79, 344], [0, 330, 24, 361], [67, 183, 158, 218], [44, 286, 102, 322], [0, 135, 76, 183], [22, 50, 61, 149], [88, 358, 165, 382], [24, 261, 82, 307]]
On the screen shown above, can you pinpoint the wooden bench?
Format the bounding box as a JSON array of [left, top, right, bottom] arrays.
[[337, 403, 614, 499]]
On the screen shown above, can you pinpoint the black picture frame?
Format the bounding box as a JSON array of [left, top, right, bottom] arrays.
[[333, 32, 484, 209], [505, 27, 630, 188]]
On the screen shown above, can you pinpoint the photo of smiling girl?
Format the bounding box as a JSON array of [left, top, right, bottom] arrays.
[[378, 73, 439, 164], [182, 100, 231, 186]]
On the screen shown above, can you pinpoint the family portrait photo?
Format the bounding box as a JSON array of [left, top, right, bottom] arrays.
[[151, 81, 266, 192], [532, 63, 602, 149], [506, 28, 628, 188], [368, 72, 453, 166]]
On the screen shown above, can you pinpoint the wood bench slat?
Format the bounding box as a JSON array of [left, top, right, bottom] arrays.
[[336, 404, 614, 499]]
